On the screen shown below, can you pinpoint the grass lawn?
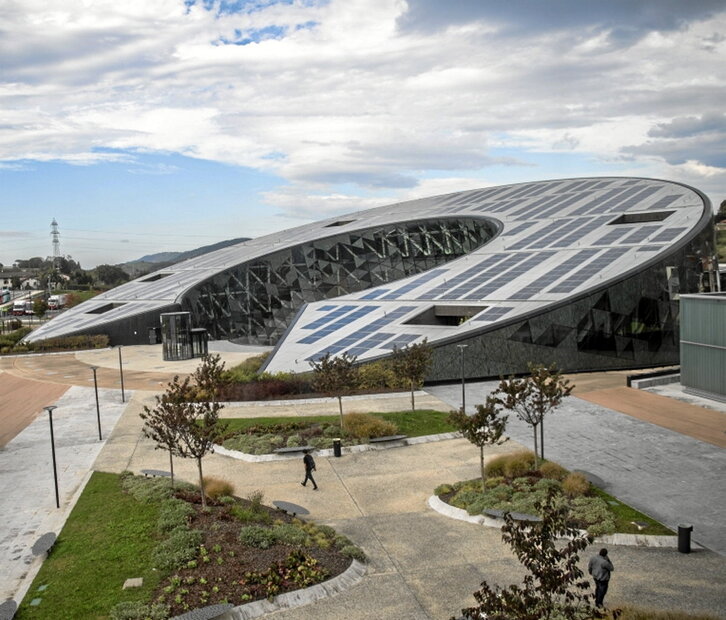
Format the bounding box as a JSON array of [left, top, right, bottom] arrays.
[[591, 486, 673, 535], [223, 409, 454, 438], [18, 472, 163, 619]]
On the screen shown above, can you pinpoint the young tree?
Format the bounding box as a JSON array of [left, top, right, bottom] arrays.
[[193, 353, 226, 401], [140, 375, 187, 488], [33, 297, 48, 319], [390, 338, 433, 412], [140, 356, 228, 507], [448, 395, 508, 491], [495, 363, 573, 467], [457, 489, 600, 620], [310, 351, 359, 431]]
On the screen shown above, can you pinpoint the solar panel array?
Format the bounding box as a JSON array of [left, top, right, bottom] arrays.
[[463, 251, 556, 300], [298, 306, 379, 344], [306, 305, 416, 360], [548, 247, 630, 293]]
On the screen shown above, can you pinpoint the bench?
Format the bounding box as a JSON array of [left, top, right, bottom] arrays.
[[170, 603, 234, 620], [0, 600, 17, 620], [31, 532, 57, 557], [273, 445, 314, 454], [141, 469, 171, 478], [272, 500, 310, 517], [483, 508, 541, 523], [369, 434, 408, 444]]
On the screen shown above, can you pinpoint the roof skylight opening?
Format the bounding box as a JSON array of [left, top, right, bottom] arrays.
[[140, 273, 172, 283], [609, 211, 674, 225], [404, 304, 487, 327], [85, 303, 126, 315], [324, 220, 356, 228]]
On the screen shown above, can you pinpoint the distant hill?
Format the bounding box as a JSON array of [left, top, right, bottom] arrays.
[[119, 237, 250, 277], [137, 237, 250, 264]]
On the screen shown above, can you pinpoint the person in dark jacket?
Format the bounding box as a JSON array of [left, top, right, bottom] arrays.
[[588, 547, 614, 608], [301, 450, 318, 490]]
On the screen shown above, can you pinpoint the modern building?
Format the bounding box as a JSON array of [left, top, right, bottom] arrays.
[[26, 177, 718, 381]]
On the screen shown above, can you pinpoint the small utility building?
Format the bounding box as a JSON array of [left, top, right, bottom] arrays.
[[680, 293, 726, 402]]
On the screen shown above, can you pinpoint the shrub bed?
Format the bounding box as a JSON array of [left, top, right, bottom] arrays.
[[437, 452, 672, 537]]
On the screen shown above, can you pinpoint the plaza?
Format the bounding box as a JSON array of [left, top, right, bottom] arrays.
[[1, 344, 724, 618]]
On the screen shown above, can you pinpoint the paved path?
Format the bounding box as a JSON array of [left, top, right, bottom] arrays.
[[427, 381, 726, 557], [0, 385, 129, 602]]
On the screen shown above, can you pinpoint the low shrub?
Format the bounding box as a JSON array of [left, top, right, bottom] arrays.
[[484, 476, 505, 489], [339, 544, 367, 562], [434, 483, 454, 496], [157, 498, 195, 534], [286, 434, 303, 448], [109, 601, 169, 620], [152, 529, 203, 571], [223, 354, 269, 383], [357, 361, 399, 390], [562, 472, 591, 498], [239, 525, 277, 549], [569, 496, 616, 536], [343, 413, 398, 440], [272, 523, 310, 546], [602, 605, 721, 620], [484, 454, 508, 478], [231, 505, 272, 524], [203, 477, 235, 500], [539, 461, 569, 480], [504, 451, 537, 478], [122, 475, 175, 504]]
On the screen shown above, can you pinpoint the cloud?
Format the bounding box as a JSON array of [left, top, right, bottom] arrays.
[[0, 0, 724, 224]]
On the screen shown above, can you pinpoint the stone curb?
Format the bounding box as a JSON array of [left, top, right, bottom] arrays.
[[427, 495, 699, 550], [215, 390, 430, 407], [214, 432, 461, 463], [218, 560, 367, 619]]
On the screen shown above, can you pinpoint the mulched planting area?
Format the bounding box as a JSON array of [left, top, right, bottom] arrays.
[[155, 489, 352, 616]]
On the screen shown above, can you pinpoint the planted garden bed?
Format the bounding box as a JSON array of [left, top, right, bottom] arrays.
[[435, 451, 672, 537], [221, 410, 454, 454], [19, 472, 364, 620]]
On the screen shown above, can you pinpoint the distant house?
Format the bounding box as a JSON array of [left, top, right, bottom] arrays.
[[0, 268, 41, 290]]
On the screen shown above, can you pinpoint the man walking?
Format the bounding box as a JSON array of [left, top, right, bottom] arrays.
[[301, 449, 318, 490], [588, 547, 614, 608]]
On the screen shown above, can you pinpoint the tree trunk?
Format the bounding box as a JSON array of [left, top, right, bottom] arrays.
[[197, 457, 206, 508], [480, 445, 486, 492], [338, 396, 344, 431], [410, 381, 415, 413], [532, 423, 539, 469], [169, 448, 175, 489], [539, 419, 545, 461]]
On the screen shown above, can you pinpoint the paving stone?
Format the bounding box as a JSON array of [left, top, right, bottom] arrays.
[[122, 577, 143, 589]]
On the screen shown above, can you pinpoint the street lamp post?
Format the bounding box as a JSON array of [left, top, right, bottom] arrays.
[[90, 365, 102, 440], [456, 344, 468, 413], [118, 346, 125, 403], [44, 405, 60, 509]]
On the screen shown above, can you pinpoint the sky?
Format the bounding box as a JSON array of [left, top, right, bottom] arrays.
[[1, 0, 725, 268]]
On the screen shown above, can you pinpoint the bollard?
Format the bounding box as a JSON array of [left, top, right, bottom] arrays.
[[333, 438, 342, 457], [678, 523, 693, 553]]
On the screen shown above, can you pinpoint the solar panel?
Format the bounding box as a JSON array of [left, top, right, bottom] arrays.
[[592, 227, 630, 246], [381, 268, 448, 300], [381, 334, 420, 350], [471, 306, 515, 321], [502, 222, 535, 237], [620, 225, 660, 244], [345, 332, 397, 357], [509, 250, 599, 300], [507, 220, 571, 250], [297, 306, 379, 344], [607, 186, 660, 212], [550, 216, 611, 247], [570, 188, 630, 216], [301, 305, 357, 330], [547, 248, 629, 293], [650, 227, 687, 243], [647, 195, 681, 210], [537, 192, 591, 218], [508, 194, 561, 218], [639, 245, 662, 252], [360, 289, 389, 300], [306, 306, 416, 358], [463, 251, 556, 300], [419, 254, 509, 300]]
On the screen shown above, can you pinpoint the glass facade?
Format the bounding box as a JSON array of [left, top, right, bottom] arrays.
[[182, 218, 496, 345], [161, 312, 193, 361], [429, 220, 718, 381]]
